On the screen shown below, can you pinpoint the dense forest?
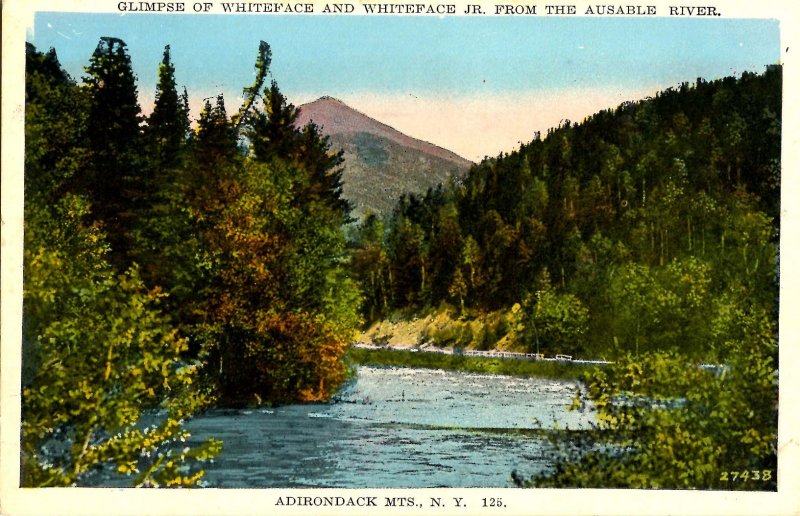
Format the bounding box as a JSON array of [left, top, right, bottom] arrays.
[[22, 32, 779, 490], [23, 38, 360, 486], [353, 66, 780, 360]]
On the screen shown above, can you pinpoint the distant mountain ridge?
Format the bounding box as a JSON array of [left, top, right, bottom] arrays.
[[296, 96, 473, 217]]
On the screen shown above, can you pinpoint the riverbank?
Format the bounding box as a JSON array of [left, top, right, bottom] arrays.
[[359, 305, 525, 351], [347, 346, 599, 380]]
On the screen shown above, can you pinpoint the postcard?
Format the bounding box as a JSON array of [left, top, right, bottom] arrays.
[[1, 0, 798, 514]]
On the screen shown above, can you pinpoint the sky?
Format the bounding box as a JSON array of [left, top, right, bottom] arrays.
[[28, 13, 780, 161]]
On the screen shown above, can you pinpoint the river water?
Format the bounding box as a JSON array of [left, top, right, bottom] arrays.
[[185, 366, 594, 488]]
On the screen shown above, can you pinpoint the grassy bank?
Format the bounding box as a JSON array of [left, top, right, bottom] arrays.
[[347, 347, 598, 380], [359, 304, 525, 351]]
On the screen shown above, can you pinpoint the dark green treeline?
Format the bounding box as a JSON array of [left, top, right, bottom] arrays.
[[352, 67, 780, 361]]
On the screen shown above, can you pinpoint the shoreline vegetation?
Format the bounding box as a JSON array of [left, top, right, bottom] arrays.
[[352, 303, 612, 379], [357, 304, 557, 359], [346, 345, 598, 380]]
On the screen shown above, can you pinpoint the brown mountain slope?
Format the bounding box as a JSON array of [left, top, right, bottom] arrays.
[[296, 96, 473, 217]]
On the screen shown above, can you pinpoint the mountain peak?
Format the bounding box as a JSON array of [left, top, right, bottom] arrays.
[[311, 95, 346, 104], [297, 97, 472, 168], [296, 97, 473, 217]]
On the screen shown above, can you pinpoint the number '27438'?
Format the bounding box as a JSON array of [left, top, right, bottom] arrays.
[[719, 470, 773, 482]]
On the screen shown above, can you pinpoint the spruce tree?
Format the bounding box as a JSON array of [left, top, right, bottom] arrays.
[[82, 37, 144, 262], [147, 44, 189, 170], [296, 122, 349, 215], [195, 95, 239, 167], [128, 47, 196, 302], [248, 80, 299, 162]]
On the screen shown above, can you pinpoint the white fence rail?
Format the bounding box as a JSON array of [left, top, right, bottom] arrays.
[[352, 342, 614, 365]]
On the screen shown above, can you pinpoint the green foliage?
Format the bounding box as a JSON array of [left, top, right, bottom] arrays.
[[387, 215, 428, 306], [522, 287, 589, 356], [248, 80, 300, 162], [297, 122, 349, 215], [129, 45, 198, 308], [146, 45, 190, 169], [24, 44, 91, 204], [169, 47, 359, 405], [349, 213, 391, 322], [448, 268, 468, 313], [22, 194, 220, 487], [231, 40, 272, 129], [80, 37, 145, 263], [518, 303, 776, 489]]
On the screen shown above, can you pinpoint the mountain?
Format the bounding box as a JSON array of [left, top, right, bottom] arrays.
[[296, 96, 473, 217]]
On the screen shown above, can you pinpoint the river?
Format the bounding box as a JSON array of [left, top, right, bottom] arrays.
[[184, 366, 594, 488]]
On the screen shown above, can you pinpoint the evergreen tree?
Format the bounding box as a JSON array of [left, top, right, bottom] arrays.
[[195, 95, 240, 168], [248, 80, 299, 162], [81, 37, 144, 263], [350, 213, 391, 321], [296, 121, 349, 215], [147, 44, 189, 169], [128, 46, 196, 299], [247, 75, 349, 217]]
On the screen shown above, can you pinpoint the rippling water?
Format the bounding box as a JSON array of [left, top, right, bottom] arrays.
[[184, 366, 593, 488]]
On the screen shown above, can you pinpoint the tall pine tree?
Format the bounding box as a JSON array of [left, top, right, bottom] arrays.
[[128, 46, 195, 302], [248, 80, 299, 162], [147, 44, 189, 170], [82, 37, 144, 264]]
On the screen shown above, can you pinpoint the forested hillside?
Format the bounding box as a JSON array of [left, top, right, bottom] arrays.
[[353, 66, 781, 360], [22, 39, 360, 486]]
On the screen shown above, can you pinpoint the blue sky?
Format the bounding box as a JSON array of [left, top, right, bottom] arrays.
[[28, 13, 780, 160]]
